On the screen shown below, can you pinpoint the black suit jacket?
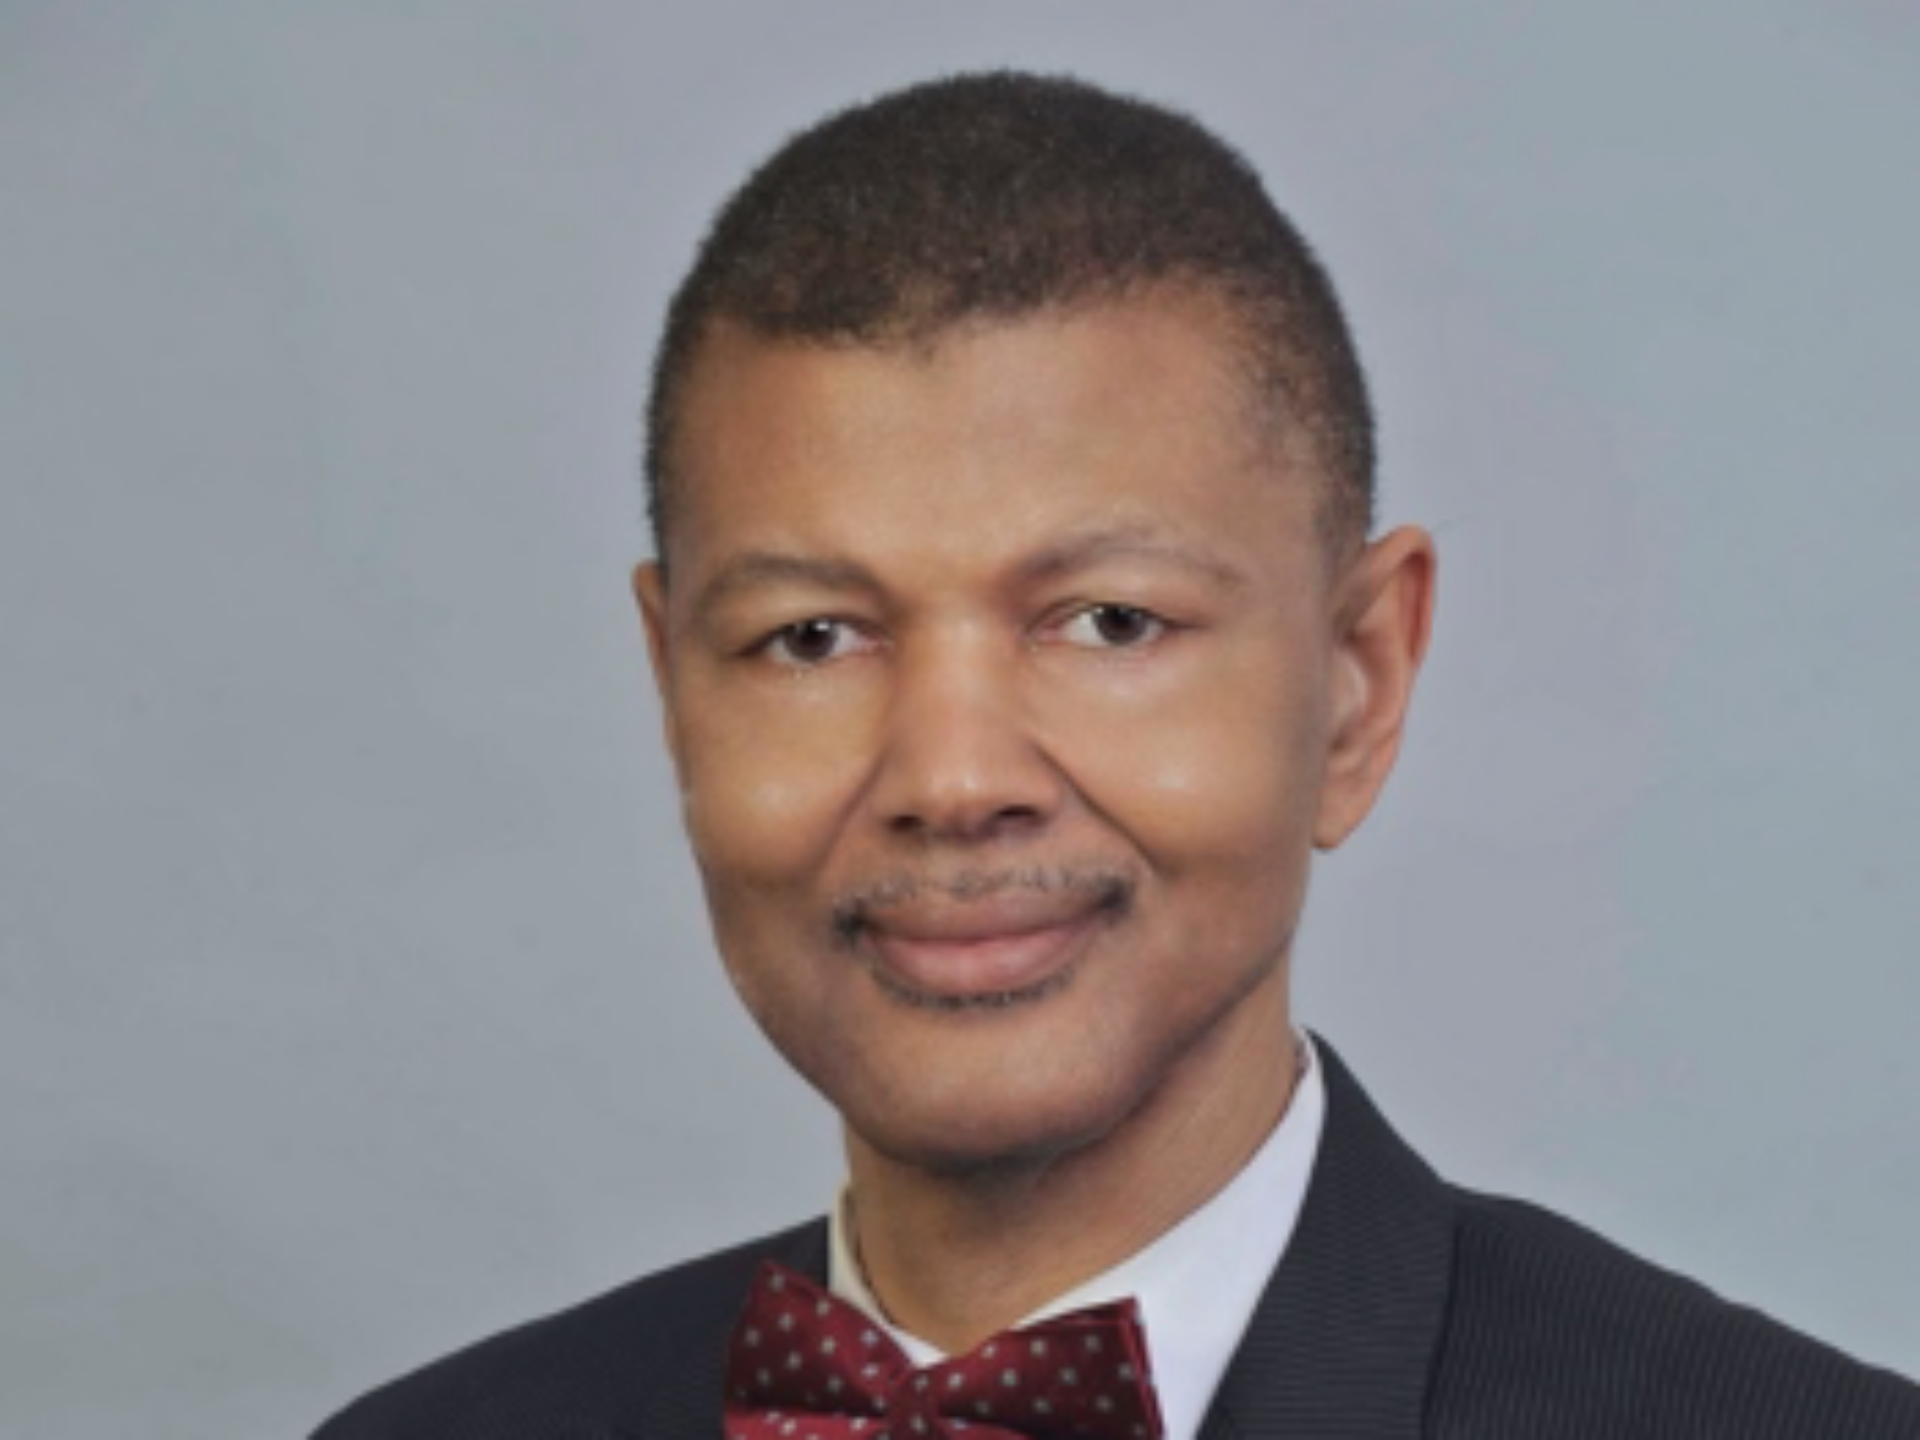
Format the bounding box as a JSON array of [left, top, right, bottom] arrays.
[[315, 1041, 1920, 1438]]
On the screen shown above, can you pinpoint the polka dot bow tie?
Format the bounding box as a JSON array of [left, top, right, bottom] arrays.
[[724, 1261, 1165, 1440]]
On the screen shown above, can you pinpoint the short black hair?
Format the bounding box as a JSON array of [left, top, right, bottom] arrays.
[[645, 70, 1374, 561]]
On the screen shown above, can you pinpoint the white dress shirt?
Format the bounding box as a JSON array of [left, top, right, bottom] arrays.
[[828, 1034, 1326, 1440]]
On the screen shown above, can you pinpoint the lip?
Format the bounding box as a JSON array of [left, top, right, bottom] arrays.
[[860, 898, 1107, 1006]]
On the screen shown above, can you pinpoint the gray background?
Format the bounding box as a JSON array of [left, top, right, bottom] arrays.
[[4, 3, 1917, 1435]]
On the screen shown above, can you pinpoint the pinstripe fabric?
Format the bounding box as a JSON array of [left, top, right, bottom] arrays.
[[314, 1041, 1919, 1439], [1202, 1045, 1920, 1438], [1198, 1041, 1453, 1440]]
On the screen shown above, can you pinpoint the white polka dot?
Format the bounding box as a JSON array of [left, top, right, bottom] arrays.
[[1118, 1364, 1135, 1382], [785, 1353, 802, 1371], [1085, 1336, 1103, 1354], [821, 1339, 836, 1355], [1060, 1367, 1079, 1385], [948, 1374, 964, 1390], [1096, 1395, 1114, 1412], [862, 1330, 879, 1347], [1030, 1339, 1048, 1357], [745, 1328, 761, 1347], [1001, 1369, 1018, 1387]]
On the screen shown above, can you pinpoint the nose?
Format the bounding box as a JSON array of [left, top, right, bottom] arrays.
[[868, 632, 1063, 844]]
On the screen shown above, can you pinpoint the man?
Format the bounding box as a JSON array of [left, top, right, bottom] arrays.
[[317, 72, 1920, 1439]]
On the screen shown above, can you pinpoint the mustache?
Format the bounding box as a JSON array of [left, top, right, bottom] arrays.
[[829, 864, 1137, 947]]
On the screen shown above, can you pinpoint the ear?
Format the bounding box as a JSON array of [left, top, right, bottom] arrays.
[[1313, 526, 1436, 850], [632, 561, 682, 770]]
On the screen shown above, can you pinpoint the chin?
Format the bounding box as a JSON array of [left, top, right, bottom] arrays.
[[839, 1062, 1149, 1181]]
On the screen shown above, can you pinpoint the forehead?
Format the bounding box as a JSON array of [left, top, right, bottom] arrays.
[[662, 296, 1318, 587]]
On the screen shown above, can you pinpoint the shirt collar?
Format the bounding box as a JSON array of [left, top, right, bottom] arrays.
[[827, 1032, 1326, 1440]]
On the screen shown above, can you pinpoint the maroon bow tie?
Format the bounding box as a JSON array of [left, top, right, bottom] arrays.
[[724, 1261, 1165, 1440]]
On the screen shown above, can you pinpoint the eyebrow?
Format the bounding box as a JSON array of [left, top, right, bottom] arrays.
[[1015, 521, 1251, 593], [687, 521, 1249, 618], [689, 552, 884, 617]]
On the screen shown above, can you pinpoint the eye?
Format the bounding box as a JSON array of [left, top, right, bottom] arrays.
[[1055, 603, 1168, 650], [759, 617, 872, 667]]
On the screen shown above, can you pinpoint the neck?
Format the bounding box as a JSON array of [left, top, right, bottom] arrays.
[[843, 976, 1297, 1353]]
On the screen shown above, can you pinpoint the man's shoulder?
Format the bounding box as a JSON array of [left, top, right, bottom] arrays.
[[1435, 1184, 1920, 1436], [311, 1219, 825, 1440]]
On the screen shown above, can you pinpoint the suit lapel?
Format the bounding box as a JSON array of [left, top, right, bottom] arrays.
[[1199, 1038, 1455, 1440], [633, 1223, 831, 1440]]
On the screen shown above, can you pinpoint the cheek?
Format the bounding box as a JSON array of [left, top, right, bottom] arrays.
[[676, 727, 860, 1039], [1059, 664, 1328, 873], [684, 771, 824, 871], [673, 680, 872, 889]]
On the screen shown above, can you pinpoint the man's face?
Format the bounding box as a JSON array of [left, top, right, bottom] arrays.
[[638, 295, 1423, 1175]]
